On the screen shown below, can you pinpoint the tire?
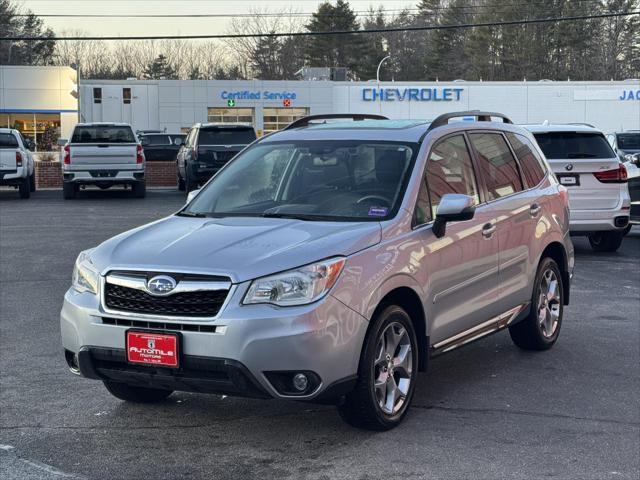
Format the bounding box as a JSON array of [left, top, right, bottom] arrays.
[[509, 257, 564, 351], [337, 305, 419, 431], [103, 381, 172, 403], [18, 177, 30, 199], [588, 230, 624, 252], [132, 181, 146, 198], [178, 174, 186, 191], [185, 169, 197, 193], [62, 182, 77, 200], [622, 224, 632, 236], [29, 171, 36, 192]]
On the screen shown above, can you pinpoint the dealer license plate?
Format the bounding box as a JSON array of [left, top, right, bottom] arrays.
[[126, 331, 179, 368]]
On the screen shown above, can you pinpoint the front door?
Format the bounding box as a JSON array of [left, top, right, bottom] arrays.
[[414, 134, 501, 346]]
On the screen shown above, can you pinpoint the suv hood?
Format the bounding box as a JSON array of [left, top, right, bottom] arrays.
[[90, 215, 381, 283]]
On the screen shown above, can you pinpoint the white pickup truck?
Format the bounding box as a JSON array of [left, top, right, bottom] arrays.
[[0, 128, 36, 199], [61, 123, 146, 199]]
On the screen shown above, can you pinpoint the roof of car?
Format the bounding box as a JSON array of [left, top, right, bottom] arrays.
[[263, 118, 529, 143], [74, 122, 132, 127], [522, 124, 603, 134], [0, 128, 17, 133], [196, 122, 254, 129]]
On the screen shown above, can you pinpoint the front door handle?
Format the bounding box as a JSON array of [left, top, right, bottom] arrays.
[[530, 203, 541, 217], [482, 222, 496, 238]]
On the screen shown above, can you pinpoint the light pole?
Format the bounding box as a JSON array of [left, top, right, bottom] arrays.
[[376, 55, 391, 113]]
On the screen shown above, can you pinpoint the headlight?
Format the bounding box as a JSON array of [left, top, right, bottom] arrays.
[[72, 249, 99, 295], [243, 257, 346, 307]]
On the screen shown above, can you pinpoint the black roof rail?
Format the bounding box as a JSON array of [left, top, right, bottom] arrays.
[[284, 113, 388, 130], [427, 110, 513, 132]]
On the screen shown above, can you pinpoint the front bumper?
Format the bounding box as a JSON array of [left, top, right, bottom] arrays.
[[60, 284, 368, 402]]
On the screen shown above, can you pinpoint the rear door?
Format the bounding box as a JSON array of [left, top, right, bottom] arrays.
[[69, 125, 138, 166], [533, 131, 621, 211]]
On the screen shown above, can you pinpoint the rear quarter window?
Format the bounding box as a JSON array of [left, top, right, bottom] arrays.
[[533, 132, 615, 159], [71, 126, 136, 144], [0, 133, 19, 148], [506, 133, 547, 187]]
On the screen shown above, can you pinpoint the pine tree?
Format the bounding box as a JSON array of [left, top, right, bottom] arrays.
[[143, 54, 178, 80]]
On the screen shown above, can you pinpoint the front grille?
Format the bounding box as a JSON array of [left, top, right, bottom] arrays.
[[104, 283, 228, 317]]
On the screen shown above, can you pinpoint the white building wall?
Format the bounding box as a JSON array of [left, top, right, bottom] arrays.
[[80, 79, 640, 134]]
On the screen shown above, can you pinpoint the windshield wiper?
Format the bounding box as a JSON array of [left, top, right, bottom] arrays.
[[176, 211, 207, 218], [566, 153, 599, 158], [259, 212, 332, 221]]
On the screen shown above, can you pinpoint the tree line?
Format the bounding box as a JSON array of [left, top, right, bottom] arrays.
[[1, 0, 638, 81]]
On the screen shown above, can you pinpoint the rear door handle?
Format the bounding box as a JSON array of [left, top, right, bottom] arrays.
[[482, 223, 496, 238], [530, 203, 541, 216]]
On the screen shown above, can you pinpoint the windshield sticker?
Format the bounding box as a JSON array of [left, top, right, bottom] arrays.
[[368, 206, 389, 217]]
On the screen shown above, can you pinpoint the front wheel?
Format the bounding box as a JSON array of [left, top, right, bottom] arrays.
[[338, 305, 418, 431], [185, 169, 197, 193], [509, 257, 564, 351], [588, 231, 624, 252], [177, 174, 185, 191], [103, 381, 172, 403]]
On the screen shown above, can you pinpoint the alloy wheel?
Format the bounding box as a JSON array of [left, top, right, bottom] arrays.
[[537, 268, 561, 338], [373, 321, 413, 415]]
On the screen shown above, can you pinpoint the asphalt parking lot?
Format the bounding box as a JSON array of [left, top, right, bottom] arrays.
[[1, 189, 639, 480]]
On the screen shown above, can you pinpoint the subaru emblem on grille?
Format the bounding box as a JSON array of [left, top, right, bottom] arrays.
[[146, 275, 177, 295]]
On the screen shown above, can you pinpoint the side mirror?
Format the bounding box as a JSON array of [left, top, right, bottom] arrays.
[[173, 137, 184, 146], [57, 139, 68, 146], [186, 188, 201, 204], [432, 193, 476, 238]]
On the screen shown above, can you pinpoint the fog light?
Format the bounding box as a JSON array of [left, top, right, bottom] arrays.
[[292, 373, 308, 392]]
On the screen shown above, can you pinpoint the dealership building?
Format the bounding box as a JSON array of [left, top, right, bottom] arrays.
[[1, 66, 639, 145]]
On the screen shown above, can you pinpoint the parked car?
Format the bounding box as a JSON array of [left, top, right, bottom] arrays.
[[624, 153, 640, 228], [61, 112, 573, 431], [525, 124, 630, 252], [139, 133, 185, 161], [177, 123, 257, 192], [607, 130, 640, 162], [0, 128, 36, 199], [60, 123, 145, 199]]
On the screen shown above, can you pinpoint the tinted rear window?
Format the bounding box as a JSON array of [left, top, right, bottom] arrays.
[[198, 128, 256, 145], [0, 133, 19, 148], [617, 133, 640, 150], [533, 132, 615, 159], [71, 126, 136, 144], [142, 134, 171, 145]]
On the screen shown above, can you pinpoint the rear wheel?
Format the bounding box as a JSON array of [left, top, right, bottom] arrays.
[[18, 177, 30, 199], [132, 181, 146, 198], [588, 230, 624, 252], [29, 171, 36, 191], [338, 305, 418, 431], [509, 257, 563, 351], [177, 173, 185, 191], [103, 381, 172, 403], [62, 182, 77, 199]]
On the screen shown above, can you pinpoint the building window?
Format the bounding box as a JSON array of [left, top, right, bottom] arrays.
[[207, 107, 254, 125], [93, 88, 102, 104], [123, 88, 131, 104], [1, 112, 61, 151], [263, 108, 309, 133]]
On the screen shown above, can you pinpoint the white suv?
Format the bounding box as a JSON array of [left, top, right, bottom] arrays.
[[525, 124, 630, 252]]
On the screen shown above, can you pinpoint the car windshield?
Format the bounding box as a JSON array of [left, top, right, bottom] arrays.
[[0, 133, 18, 148], [533, 132, 615, 159], [71, 126, 136, 144], [183, 140, 416, 221], [198, 127, 256, 145], [617, 133, 640, 150]]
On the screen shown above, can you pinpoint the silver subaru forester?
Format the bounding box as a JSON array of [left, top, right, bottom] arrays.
[[61, 111, 574, 430]]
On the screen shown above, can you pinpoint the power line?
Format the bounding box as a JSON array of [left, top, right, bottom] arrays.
[[15, 0, 604, 18], [2, 11, 637, 41]]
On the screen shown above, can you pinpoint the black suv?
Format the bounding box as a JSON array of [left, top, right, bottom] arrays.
[[177, 123, 257, 192], [139, 133, 186, 161]]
